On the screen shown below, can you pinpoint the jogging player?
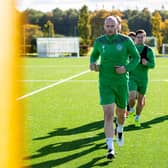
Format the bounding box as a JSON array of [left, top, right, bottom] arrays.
[[126, 31, 136, 114], [128, 29, 155, 127], [89, 16, 140, 159]]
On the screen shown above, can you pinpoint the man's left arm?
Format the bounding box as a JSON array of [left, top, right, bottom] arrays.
[[116, 39, 140, 74], [142, 48, 155, 68]]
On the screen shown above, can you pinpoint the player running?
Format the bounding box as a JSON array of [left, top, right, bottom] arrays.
[[89, 16, 140, 159], [126, 31, 136, 115], [128, 29, 155, 127]]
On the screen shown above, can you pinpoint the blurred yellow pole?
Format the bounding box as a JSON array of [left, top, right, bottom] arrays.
[[0, 0, 23, 168]]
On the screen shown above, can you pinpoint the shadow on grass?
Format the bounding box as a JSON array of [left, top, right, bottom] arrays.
[[77, 155, 112, 168], [125, 114, 168, 132], [26, 120, 110, 168], [33, 120, 104, 140], [29, 133, 104, 159], [34, 115, 168, 142], [26, 115, 168, 168], [29, 142, 111, 168]]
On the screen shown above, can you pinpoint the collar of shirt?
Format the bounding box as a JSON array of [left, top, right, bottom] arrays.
[[136, 44, 145, 52], [105, 34, 118, 41]]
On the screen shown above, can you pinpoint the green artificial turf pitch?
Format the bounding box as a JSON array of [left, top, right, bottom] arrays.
[[20, 57, 168, 168]]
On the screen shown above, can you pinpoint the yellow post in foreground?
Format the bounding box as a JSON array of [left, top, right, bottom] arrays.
[[0, 0, 23, 168]]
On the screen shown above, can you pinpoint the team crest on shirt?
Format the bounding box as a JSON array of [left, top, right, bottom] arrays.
[[102, 45, 105, 52], [116, 44, 123, 51]]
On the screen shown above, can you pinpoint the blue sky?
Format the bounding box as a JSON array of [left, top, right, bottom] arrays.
[[17, 0, 168, 12]]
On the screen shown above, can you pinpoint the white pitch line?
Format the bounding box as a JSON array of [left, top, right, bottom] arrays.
[[19, 80, 60, 82], [21, 65, 87, 68], [17, 70, 90, 101], [19, 79, 97, 83]]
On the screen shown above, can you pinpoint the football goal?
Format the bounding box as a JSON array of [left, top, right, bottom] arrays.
[[145, 36, 157, 47], [162, 43, 168, 54], [37, 37, 80, 57], [145, 36, 158, 54]]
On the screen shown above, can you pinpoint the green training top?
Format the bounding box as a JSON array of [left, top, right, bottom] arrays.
[[129, 44, 155, 81], [90, 34, 140, 84]]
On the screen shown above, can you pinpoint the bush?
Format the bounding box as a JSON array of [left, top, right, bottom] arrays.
[[79, 38, 91, 56], [80, 44, 90, 56]]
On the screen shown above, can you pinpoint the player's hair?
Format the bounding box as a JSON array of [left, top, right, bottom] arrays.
[[136, 29, 146, 36], [104, 16, 118, 25], [128, 31, 136, 37]]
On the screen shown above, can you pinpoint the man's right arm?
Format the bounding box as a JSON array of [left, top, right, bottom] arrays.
[[144, 48, 155, 69], [90, 41, 100, 71]]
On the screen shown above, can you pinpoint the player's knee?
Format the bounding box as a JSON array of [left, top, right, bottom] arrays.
[[105, 112, 113, 122], [129, 94, 136, 101], [138, 97, 145, 107], [138, 95, 145, 107], [117, 112, 125, 121], [141, 98, 145, 107], [117, 107, 125, 114], [116, 107, 125, 117], [103, 107, 114, 121]]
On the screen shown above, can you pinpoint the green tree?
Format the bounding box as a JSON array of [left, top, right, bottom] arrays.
[[43, 20, 55, 37], [52, 8, 79, 36], [155, 9, 168, 21], [62, 9, 79, 36], [23, 24, 43, 53], [78, 5, 91, 44], [121, 20, 129, 34], [151, 12, 163, 51], [52, 8, 64, 35], [90, 9, 124, 42], [128, 8, 152, 35], [23, 9, 44, 25], [123, 9, 139, 20], [90, 10, 111, 42], [161, 19, 168, 43]]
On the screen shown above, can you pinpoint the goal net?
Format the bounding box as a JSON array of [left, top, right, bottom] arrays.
[[162, 43, 168, 54], [37, 37, 80, 57], [145, 36, 158, 54], [145, 36, 157, 47]]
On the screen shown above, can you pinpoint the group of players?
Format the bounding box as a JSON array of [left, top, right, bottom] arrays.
[[90, 15, 155, 159]]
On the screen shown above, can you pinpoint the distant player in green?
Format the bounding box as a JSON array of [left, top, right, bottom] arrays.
[[125, 31, 136, 114], [89, 16, 140, 159], [128, 29, 155, 127]]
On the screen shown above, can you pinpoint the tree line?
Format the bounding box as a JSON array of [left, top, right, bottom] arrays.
[[20, 6, 168, 54]]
